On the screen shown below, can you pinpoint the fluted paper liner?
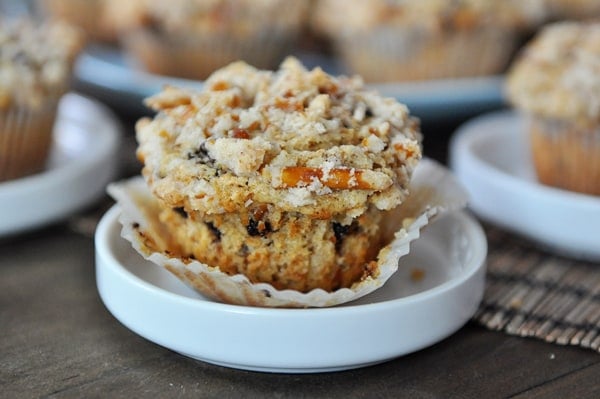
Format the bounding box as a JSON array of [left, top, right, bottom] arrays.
[[107, 159, 467, 308]]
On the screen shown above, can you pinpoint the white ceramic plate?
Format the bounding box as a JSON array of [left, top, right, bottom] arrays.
[[0, 93, 121, 236], [75, 44, 504, 120], [95, 205, 487, 373], [450, 110, 600, 261]]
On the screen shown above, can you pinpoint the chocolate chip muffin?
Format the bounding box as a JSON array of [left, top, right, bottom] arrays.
[[135, 57, 422, 293]]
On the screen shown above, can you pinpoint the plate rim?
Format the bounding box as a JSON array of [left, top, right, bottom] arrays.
[[450, 109, 600, 260]]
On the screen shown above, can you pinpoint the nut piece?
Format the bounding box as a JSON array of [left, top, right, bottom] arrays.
[[280, 166, 390, 190]]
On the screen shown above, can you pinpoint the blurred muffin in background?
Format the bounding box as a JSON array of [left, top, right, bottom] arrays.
[[0, 19, 84, 182], [507, 21, 600, 196], [544, 0, 600, 21], [121, 0, 310, 80], [311, 0, 547, 82], [38, 0, 146, 43]]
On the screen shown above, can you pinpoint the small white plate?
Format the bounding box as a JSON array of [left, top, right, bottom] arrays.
[[95, 206, 487, 373], [450, 110, 600, 261], [0, 93, 121, 236], [75, 44, 504, 121]]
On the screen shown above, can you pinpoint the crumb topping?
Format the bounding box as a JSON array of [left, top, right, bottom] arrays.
[[140, 0, 308, 36], [0, 19, 83, 109], [312, 0, 547, 36], [507, 21, 600, 123], [137, 57, 422, 219]]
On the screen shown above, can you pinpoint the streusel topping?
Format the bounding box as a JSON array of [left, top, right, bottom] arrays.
[[0, 19, 83, 109], [137, 57, 421, 221], [141, 0, 308, 36], [312, 0, 547, 36], [507, 21, 600, 123]]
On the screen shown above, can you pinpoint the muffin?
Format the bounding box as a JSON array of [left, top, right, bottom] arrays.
[[122, 0, 309, 80], [544, 0, 600, 21], [0, 19, 83, 182], [507, 21, 600, 196], [38, 0, 146, 43], [311, 0, 547, 82], [130, 57, 422, 297]]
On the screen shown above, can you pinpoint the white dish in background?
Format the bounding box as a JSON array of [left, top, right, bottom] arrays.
[[0, 93, 121, 237], [75, 44, 504, 120], [450, 110, 600, 261], [95, 206, 487, 373]]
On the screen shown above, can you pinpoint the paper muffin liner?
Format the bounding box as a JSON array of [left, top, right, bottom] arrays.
[[122, 27, 299, 80], [0, 100, 59, 182], [529, 116, 600, 196], [108, 158, 467, 308], [334, 26, 517, 82]]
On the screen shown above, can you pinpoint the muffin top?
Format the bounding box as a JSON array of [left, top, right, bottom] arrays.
[[40, 0, 147, 40], [312, 0, 547, 36], [0, 19, 83, 109], [138, 0, 308, 36], [137, 57, 422, 222], [506, 21, 600, 123]]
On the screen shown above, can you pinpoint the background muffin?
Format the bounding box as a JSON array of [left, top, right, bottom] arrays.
[[38, 0, 146, 43], [122, 0, 309, 80], [0, 19, 83, 182], [544, 0, 600, 21], [311, 0, 547, 82], [507, 21, 600, 196], [135, 57, 422, 292]]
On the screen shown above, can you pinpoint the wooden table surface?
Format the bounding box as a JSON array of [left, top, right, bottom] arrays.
[[1, 110, 599, 399]]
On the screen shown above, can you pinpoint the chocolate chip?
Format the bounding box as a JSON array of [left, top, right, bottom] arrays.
[[187, 142, 214, 166], [173, 207, 188, 218], [205, 222, 221, 242], [246, 218, 272, 237], [332, 221, 359, 252]]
